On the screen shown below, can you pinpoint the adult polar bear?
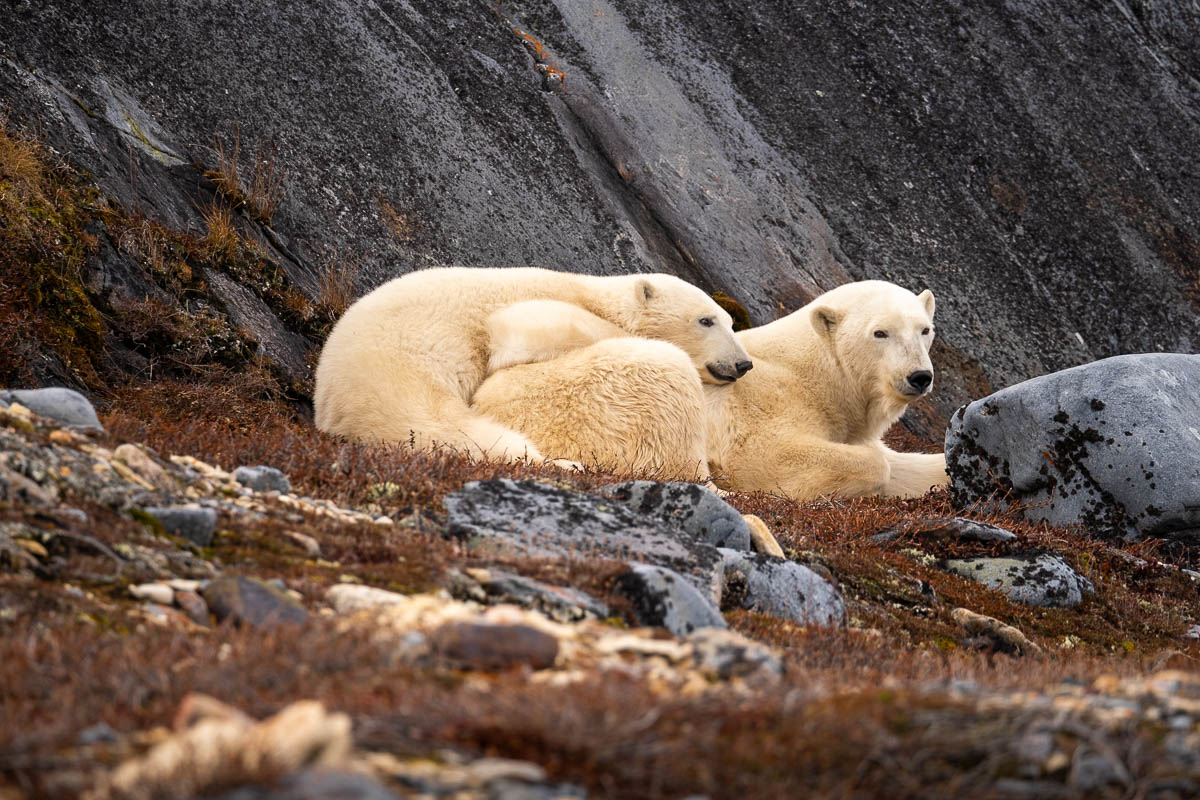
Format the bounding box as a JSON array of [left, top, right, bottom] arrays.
[[313, 266, 750, 463], [474, 280, 948, 499]]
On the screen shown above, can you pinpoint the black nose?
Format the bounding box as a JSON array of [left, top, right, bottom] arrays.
[[735, 360, 753, 377], [907, 370, 933, 392]]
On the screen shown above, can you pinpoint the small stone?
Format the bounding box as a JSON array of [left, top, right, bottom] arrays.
[[612, 563, 727, 636], [428, 621, 559, 671], [462, 757, 547, 785], [201, 576, 308, 629], [281, 530, 321, 557], [114, 444, 172, 489], [142, 505, 218, 547], [234, 465, 291, 494], [1186, 625, 1200, 640], [130, 583, 175, 605], [326, 584, 411, 614], [14, 538, 48, 559], [174, 590, 210, 626], [48, 430, 76, 445]]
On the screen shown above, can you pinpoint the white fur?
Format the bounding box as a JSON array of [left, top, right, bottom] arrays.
[[312, 266, 746, 462], [706, 280, 947, 500], [474, 337, 709, 478], [474, 280, 948, 499]]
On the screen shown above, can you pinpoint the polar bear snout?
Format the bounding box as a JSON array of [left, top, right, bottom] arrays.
[[707, 359, 749, 382], [905, 370, 933, 394]]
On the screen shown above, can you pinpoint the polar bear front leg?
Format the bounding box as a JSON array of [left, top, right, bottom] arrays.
[[880, 447, 949, 498], [756, 438, 894, 501]]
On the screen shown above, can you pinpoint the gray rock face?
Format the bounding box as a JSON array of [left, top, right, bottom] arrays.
[[444, 479, 725, 600], [946, 354, 1200, 543], [942, 553, 1095, 608], [0, 388, 102, 431], [719, 549, 846, 627], [233, 465, 291, 494], [598, 481, 751, 550], [612, 563, 726, 635], [5, 2, 1200, 431], [142, 504, 218, 547]]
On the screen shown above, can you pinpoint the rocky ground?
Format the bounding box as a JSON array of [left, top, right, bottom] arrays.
[[3, 378, 1200, 799]]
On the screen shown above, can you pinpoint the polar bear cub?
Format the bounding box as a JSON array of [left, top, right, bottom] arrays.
[[312, 266, 749, 463]]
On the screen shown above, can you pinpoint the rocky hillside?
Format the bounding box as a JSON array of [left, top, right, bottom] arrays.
[[2, 1, 1200, 798], [2, 0, 1198, 428]]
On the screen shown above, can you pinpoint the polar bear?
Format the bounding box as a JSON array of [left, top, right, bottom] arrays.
[[705, 280, 947, 499], [312, 266, 750, 462], [474, 280, 947, 499]]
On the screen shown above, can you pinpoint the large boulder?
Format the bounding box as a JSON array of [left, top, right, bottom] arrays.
[[444, 479, 726, 601], [946, 354, 1200, 543]]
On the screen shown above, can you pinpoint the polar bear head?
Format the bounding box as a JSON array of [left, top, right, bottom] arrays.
[[627, 276, 752, 385], [809, 280, 937, 407]]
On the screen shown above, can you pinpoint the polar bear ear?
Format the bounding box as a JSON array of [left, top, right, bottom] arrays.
[[811, 306, 843, 339], [635, 278, 656, 305], [917, 289, 936, 317]]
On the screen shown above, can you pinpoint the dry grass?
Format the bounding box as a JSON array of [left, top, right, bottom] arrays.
[[204, 130, 283, 225], [201, 199, 240, 262], [247, 141, 283, 224], [0, 118, 43, 197], [317, 249, 359, 318], [204, 132, 244, 208]]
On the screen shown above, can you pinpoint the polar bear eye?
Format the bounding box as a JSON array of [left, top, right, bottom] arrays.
[[699, 317, 715, 328], [922, 327, 931, 335], [873, 330, 888, 339]]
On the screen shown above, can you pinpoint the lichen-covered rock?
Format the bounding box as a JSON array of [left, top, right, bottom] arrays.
[[612, 563, 727, 635], [449, 568, 611, 623], [942, 553, 1095, 607], [0, 388, 102, 431], [598, 481, 752, 550], [718, 549, 846, 627], [444, 479, 725, 600], [873, 517, 1018, 546], [946, 354, 1200, 543]]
